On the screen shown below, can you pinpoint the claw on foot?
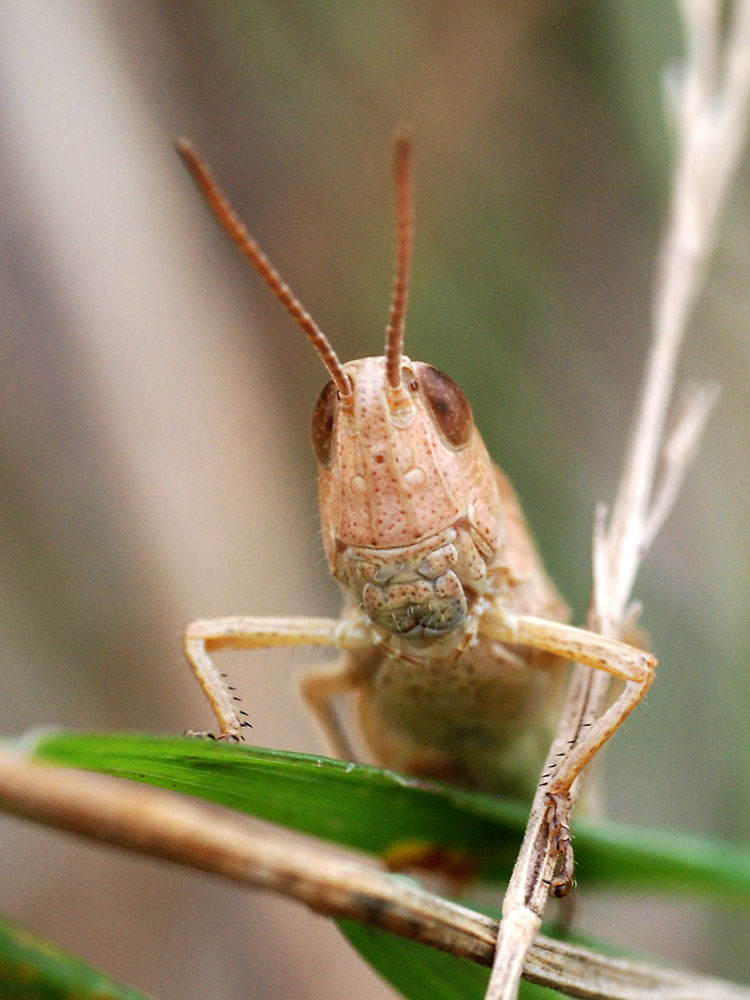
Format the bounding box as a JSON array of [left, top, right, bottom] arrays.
[[545, 791, 575, 897], [183, 729, 243, 743]]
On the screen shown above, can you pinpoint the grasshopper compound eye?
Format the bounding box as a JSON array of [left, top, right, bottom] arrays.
[[311, 379, 337, 467], [416, 364, 473, 448]]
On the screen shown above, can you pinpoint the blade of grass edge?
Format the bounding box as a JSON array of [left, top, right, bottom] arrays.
[[21, 730, 750, 903], [0, 914, 155, 1000]]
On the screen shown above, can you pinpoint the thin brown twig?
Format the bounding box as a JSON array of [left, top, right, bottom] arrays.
[[0, 749, 747, 1000]]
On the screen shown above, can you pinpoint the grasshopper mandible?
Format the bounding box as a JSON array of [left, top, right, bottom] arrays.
[[176, 134, 655, 894]]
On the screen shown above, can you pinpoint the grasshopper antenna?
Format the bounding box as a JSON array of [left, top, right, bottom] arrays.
[[175, 139, 352, 401], [384, 130, 415, 418]]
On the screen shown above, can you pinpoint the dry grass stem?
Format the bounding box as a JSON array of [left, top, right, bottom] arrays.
[[0, 750, 747, 1000]]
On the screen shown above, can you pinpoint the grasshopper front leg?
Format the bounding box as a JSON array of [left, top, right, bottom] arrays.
[[184, 615, 370, 741], [481, 608, 656, 890]]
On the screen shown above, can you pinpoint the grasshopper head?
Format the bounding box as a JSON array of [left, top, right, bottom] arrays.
[[312, 355, 502, 637]]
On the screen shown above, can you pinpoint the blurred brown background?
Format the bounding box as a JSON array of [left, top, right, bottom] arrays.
[[0, 3, 747, 998]]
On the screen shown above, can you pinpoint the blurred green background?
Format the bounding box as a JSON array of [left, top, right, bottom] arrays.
[[0, 3, 747, 999]]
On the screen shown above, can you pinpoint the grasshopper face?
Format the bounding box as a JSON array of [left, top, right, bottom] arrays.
[[312, 355, 503, 637]]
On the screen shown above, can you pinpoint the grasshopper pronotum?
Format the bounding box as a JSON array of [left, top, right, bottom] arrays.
[[177, 135, 655, 901]]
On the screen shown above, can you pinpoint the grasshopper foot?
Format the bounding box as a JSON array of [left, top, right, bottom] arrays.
[[183, 729, 243, 743], [545, 791, 575, 898]]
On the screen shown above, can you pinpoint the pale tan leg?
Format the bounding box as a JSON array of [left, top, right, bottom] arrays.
[[480, 609, 656, 889], [184, 615, 368, 740], [481, 610, 655, 783], [299, 663, 361, 761]]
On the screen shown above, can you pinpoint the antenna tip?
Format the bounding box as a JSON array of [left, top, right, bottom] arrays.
[[174, 137, 198, 165], [393, 128, 413, 164]]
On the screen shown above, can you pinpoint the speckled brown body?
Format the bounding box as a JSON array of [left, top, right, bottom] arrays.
[[314, 356, 570, 797]]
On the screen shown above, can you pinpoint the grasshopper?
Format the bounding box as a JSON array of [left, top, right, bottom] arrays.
[[177, 134, 654, 898]]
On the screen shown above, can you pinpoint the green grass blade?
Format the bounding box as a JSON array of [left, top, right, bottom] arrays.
[[23, 730, 750, 904], [29, 729, 525, 878], [0, 914, 155, 1000]]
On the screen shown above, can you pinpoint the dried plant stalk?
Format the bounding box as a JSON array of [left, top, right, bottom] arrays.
[[0, 750, 748, 1000]]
